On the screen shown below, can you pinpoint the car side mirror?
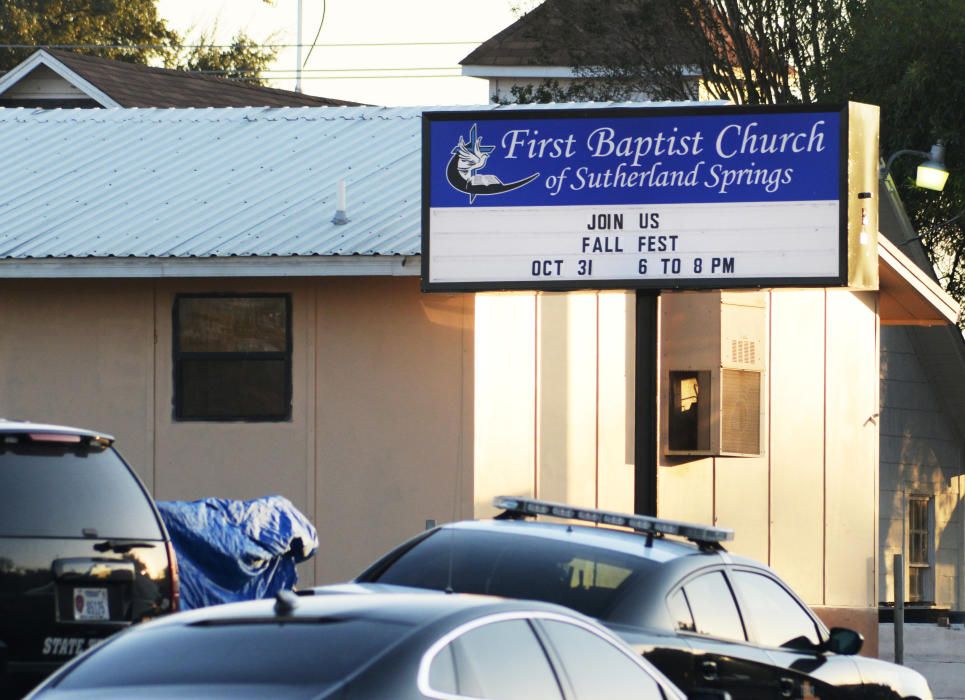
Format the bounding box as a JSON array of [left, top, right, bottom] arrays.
[[825, 627, 863, 655]]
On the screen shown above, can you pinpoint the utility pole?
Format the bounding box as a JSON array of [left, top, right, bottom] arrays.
[[295, 0, 303, 93]]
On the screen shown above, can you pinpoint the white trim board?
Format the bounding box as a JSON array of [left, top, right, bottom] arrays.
[[0, 255, 422, 279]]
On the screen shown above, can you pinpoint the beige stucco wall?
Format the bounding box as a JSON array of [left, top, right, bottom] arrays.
[[0, 279, 157, 484], [310, 279, 474, 583], [657, 289, 880, 613], [0, 275, 887, 619], [474, 290, 636, 515], [0, 276, 473, 587]]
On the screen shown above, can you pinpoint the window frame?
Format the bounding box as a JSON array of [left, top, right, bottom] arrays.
[[419, 613, 565, 700], [907, 496, 933, 603], [172, 292, 293, 422], [418, 611, 674, 700]]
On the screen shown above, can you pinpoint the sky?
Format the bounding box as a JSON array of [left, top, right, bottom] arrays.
[[155, 0, 538, 106]]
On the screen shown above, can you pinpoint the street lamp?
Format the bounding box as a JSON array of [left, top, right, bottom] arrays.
[[881, 141, 950, 192]]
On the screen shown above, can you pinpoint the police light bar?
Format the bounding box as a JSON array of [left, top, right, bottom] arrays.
[[492, 496, 734, 545]]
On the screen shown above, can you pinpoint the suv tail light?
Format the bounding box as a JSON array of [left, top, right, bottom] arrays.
[[165, 540, 180, 612], [26, 433, 82, 443]]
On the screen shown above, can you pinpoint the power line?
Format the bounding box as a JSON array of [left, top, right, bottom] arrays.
[[303, 0, 326, 66], [206, 66, 462, 74], [245, 74, 470, 81], [197, 67, 465, 79], [0, 40, 484, 50], [277, 74, 467, 81]]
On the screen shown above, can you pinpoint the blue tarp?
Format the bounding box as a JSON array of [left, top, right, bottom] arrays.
[[157, 495, 318, 610]]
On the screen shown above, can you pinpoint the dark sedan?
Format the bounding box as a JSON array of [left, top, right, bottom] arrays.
[[352, 496, 932, 700], [25, 590, 689, 700]]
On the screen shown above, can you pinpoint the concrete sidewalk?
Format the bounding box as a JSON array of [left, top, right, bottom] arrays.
[[879, 623, 965, 700]]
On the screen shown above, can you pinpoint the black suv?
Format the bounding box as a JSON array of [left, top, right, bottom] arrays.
[[353, 496, 932, 700], [0, 421, 179, 698]]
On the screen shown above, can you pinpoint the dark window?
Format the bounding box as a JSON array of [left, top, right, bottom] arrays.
[[668, 370, 711, 451], [538, 619, 664, 699], [56, 618, 411, 691], [428, 619, 562, 700], [730, 571, 821, 648], [368, 528, 660, 622], [173, 294, 291, 421], [682, 571, 745, 641], [0, 443, 162, 539]]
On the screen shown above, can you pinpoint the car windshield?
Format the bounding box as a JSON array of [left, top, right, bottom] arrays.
[[0, 443, 162, 539], [368, 528, 659, 620], [53, 618, 414, 692]]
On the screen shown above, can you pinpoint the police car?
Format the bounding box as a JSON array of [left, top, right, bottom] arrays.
[[352, 496, 932, 700]]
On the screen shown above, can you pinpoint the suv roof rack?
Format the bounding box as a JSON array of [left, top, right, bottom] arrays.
[[492, 496, 733, 549]]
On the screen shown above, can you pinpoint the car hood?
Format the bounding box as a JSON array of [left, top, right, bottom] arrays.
[[852, 655, 933, 700]]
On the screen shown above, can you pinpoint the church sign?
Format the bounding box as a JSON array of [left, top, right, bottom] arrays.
[[422, 104, 854, 292]]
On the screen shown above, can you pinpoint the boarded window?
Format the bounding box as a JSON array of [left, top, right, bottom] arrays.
[[173, 294, 292, 421], [908, 497, 931, 602]]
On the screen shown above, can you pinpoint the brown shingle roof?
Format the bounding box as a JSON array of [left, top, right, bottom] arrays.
[[461, 0, 696, 69], [44, 49, 359, 107], [461, 2, 572, 67]]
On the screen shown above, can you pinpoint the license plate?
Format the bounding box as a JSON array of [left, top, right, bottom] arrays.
[[73, 588, 109, 621]]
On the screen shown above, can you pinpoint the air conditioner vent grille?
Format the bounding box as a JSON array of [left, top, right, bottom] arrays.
[[722, 368, 761, 455], [730, 338, 757, 366]]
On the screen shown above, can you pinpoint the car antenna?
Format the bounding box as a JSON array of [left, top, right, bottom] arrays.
[[274, 589, 298, 616], [445, 522, 456, 594]]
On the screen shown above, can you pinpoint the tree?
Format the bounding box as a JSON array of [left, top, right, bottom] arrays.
[[507, 0, 854, 104], [825, 0, 965, 304], [0, 0, 179, 70], [172, 30, 278, 87], [0, 0, 276, 85], [509, 0, 965, 313]]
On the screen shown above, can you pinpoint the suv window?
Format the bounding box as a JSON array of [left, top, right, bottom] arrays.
[[681, 571, 745, 642], [730, 570, 821, 648], [369, 528, 660, 620], [0, 443, 162, 539]]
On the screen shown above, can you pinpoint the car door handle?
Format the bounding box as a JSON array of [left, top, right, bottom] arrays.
[[700, 660, 718, 681], [779, 676, 795, 698]]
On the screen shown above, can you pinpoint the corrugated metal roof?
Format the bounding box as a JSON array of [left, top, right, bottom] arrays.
[[0, 102, 704, 268]]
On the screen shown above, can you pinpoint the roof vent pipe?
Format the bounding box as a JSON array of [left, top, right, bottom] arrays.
[[332, 179, 350, 225]]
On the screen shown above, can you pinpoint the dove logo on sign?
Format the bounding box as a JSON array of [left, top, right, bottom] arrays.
[[446, 123, 539, 204]]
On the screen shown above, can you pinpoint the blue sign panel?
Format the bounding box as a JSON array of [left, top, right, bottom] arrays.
[[423, 105, 848, 292]]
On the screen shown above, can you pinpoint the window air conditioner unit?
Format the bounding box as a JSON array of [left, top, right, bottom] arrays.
[[661, 291, 766, 457]]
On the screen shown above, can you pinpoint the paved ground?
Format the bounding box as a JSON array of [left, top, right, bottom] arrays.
[[878, 623, 965, 699]]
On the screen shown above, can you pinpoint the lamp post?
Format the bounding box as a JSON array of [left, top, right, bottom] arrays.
[[881, 141, 950, 192]]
